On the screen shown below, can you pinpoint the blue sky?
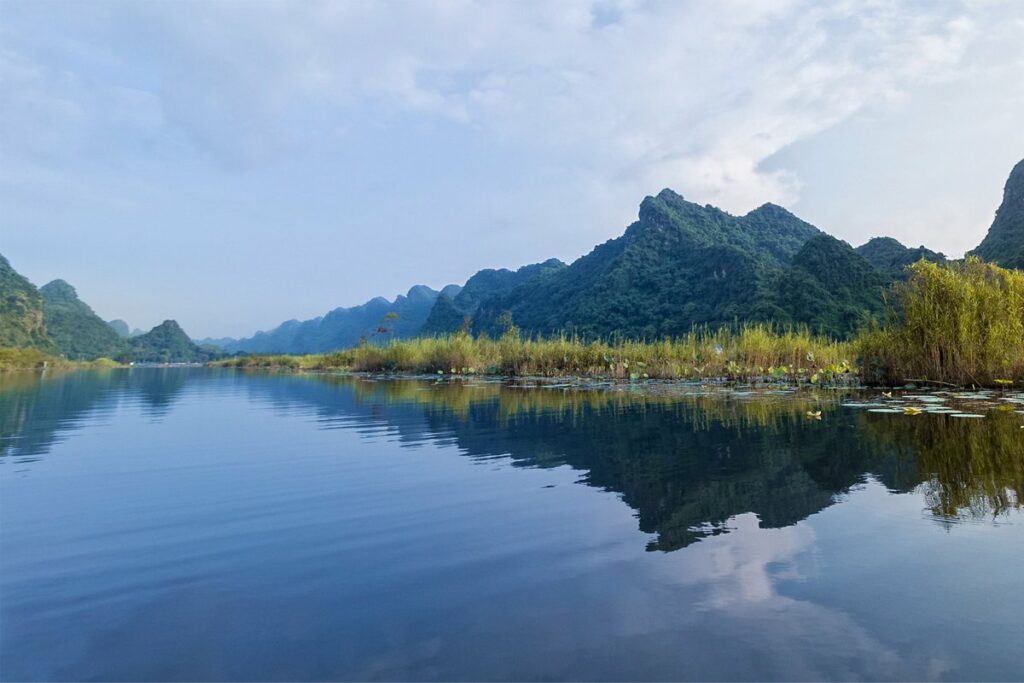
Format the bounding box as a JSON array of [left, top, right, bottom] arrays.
[[2, 1, 1023, 338]]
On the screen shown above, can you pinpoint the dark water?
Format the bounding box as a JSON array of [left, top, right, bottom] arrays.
[[1, 370, 1022, 681]]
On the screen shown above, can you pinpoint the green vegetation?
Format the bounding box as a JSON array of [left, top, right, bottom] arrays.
[[467, 190, 904, 340], [420, 259, 566, 335], [0, 254, 55, 352], [127, 320, 214, 363], [222, 324, 854, 383], [471, 191, 825, 338], [858, 259, 1024, 387], [971, 159, 1024, 269], [220, 257, 1024, 389], [0, 347, 122, 371], [773, 234, 888, 336], [0, 347, 69, 370], [856, 236, 945, 279], [41, 279, 127, 360]]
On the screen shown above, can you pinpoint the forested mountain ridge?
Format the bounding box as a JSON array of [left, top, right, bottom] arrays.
[[772, 234, 889, 335], [466, 191, 963, 339], [420, 258, 567, 335], [128, 320, 213, 363], [41, 279, 126, 360], [971, 158, 1024, 269], [0, 253, 209, 362], [855, 237, 946, 278], [470, 189, 849, 338]]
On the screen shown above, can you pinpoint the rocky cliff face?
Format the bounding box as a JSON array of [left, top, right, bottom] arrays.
[[0, 253, 54, 351], [971, 159, 1024, 269]]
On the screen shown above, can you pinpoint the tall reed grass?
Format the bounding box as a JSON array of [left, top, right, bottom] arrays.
[[857, 258, 1024, 387], [220, 324, 854, 384]]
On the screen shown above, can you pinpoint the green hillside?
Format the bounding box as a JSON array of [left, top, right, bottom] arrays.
[[971, 158, 1024, 269], [129, 320, 213, 363], [855, 237, 945, 278], [420, 258, 566, 335], [0, 253, 54, 351], [41, 279, 126, 360], [472, 189, 840, 338], [772, 235, 888, 335]]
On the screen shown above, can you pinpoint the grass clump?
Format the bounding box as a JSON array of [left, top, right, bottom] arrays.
[[857, 258, 1024, 387], [214, 354, 328, 370]]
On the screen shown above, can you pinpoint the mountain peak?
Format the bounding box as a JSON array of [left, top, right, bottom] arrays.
[[406, 284, 438, 301], [128, 319, 212, 363], [40, 279, 79, 302], [745, 202, 795, 219], [971, 158, 1024, 269]]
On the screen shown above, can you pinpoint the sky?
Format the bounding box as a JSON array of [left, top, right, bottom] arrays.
[[2, 1, 1023, 339]]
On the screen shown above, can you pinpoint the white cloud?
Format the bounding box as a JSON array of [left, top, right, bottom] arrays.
[[1, 0, 1022, 334], [3, 0, 999, 207]]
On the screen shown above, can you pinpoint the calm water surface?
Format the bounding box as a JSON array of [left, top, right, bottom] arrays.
[[1, 369, 1022, 681]]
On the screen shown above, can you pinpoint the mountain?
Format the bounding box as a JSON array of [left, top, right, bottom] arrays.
[[0, 253, 53, 351], [129, 320, 213, 363], [40, 280, 126, 360], [194, 336, 238, 349], [420, 259, 567, 335], [225, 285, 452, 354], [473, 189, 832, 338], [855, 237, 946, 278], [971, 158, 1024, 269], [108, 319, 131, 338], [772, 235, 889, 335]]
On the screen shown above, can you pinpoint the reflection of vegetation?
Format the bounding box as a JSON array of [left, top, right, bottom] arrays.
[[330, 377, 1022, 540], [860, 410, 1024, 520], [5, 370, 1019, 550], [0, 368, 192, 458]]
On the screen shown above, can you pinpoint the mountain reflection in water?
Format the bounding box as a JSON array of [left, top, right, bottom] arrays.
[[1, 369, 1022, 681]]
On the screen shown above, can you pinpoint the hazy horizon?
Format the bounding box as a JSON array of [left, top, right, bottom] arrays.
[[3, 1, 1023, 338]]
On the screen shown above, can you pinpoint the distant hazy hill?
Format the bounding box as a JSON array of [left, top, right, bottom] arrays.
[[420, 259, 566, 335], [855, 237, 946, 278], [108, 319, 131, 338], [193, 336, 239, 349], [41, 280, 126, 360], [0, 253, 54, 351], [225, 285, 454, 354], [129, 320, 212, 363], [971, 158, 1024, 269]]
